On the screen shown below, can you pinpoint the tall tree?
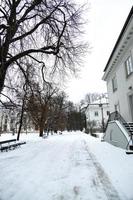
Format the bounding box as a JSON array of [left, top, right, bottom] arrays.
[[66, 102, 86, 131], [46, 92, 68, 132], [2, 61, 35, 139], [27, 82, 58, 137], [0, 0, 87, 93]]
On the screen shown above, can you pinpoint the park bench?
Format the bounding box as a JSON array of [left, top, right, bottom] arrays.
[[0, 139, 26, 152]]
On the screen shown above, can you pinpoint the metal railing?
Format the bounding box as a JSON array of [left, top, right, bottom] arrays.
[[104, 111, 130, 134], [108, 111, 127, 125], [104, 111, 133, 149]]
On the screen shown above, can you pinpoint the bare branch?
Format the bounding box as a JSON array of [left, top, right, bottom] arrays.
[[0, 92, 17, 107], [0, 0, 88, 95]]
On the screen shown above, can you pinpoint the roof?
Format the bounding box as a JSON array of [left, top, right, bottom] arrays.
[[104, 6, 133, 72], [90, 97, 109, 105], [82, 97, 109, 112]]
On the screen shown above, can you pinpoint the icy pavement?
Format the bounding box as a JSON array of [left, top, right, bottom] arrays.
[[0, 132, 132, 200]]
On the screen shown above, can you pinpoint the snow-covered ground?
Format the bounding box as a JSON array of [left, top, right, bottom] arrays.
[[0, 131, 133, 200]]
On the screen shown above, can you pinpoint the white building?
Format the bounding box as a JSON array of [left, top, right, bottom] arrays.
[[0, 102, 16, 133], [102, 7, 133, 151], [0, 102, 34, 134], [85, 97, 110, 132], [103, 7, 133, 122]]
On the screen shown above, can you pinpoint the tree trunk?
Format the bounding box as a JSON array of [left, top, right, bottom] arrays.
[[39, 126, 44, 137], [17, 99, 25, 140], [39, 113, 45, 137], [0, 66, 7, 93]]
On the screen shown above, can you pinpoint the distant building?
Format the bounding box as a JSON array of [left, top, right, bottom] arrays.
[[85, 97, 110, 132], [0, 102, 34, 134]]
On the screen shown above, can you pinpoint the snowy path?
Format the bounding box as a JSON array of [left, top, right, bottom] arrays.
[[83, 141, 121, 200], [0, 134, 126, 200]]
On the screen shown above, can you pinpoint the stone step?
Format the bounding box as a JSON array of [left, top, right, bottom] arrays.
[[126, 150, 133, 154], [129, 145, 133, 151], [126, 145, 133, 154], [124, 124, 133, 127], [125, 128, 133, 131], [123, 122, 133, 125]]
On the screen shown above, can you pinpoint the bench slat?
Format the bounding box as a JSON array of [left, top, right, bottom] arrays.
[[0, 139, 16, 145], [0, 139, 26, 152]]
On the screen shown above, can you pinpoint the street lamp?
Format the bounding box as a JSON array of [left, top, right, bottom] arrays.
[[99, 103, 105, 132]]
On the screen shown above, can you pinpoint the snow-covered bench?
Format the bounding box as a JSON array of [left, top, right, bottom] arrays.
[[0, 139, 26, 152]]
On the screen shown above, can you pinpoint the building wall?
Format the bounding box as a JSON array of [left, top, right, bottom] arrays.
[[0, 106, 35, 133], [86, 103, 110, 129], [106, 38, 133, 122]]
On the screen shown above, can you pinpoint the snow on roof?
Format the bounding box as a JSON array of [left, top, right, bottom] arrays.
[[90, 97, 109, 105]]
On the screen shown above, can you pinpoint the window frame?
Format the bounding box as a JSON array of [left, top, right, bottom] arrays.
[[94, 111, 99, 117], [125, 55, 133, 77], [112, 76, 117, 92]]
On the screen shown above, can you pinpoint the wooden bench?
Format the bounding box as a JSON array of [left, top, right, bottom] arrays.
[[0, 139, 26, 152]]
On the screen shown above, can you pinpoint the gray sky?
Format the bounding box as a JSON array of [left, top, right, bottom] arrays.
[[65, 0, 133, 103]]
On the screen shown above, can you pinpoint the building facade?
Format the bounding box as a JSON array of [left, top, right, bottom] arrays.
[[0, 102, 34, 134], [103, 7, 133, 122], [85, 97, 110, 132], [102, 7, 133, 150]]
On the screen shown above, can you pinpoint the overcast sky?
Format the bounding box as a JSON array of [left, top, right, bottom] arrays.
[[65, 0, 133, 103]]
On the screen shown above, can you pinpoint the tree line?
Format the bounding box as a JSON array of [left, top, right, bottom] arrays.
[[17, 81, 86, 138]]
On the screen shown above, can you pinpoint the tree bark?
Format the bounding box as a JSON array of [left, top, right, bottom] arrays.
[[0, 66, 7, 93], [17, 97, 25, 140], [39, 126, 44, 137]]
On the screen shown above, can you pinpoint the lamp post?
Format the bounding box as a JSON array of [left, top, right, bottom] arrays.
[[99, 103, 105, 132]]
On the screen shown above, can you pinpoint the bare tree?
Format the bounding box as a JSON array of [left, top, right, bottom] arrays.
[[3, 61, 35, 140], [46, 91, 68, 133], [27, 81, 58, 137], [0, 0, 87, 94]]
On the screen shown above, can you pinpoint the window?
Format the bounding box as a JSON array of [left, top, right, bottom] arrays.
[[125, 56, 133, 76], [4, 115, 8, 131], [94, 111, 98, 116], [107, 111, 110, 116], [112, 76, 117, 92]]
